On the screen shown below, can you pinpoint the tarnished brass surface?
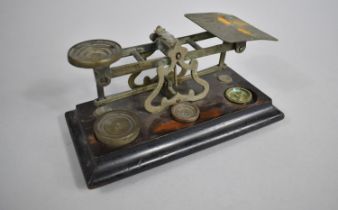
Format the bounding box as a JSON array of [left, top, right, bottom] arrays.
[[106, 43, 234, 78], [143, 27, 209, 113], [67, 13, 277, 112], [68, 39, 122, 68], [171, 102, 200, 123], [225, 87, 253, 104], [94, 65, 221, 106], [144, 55, 209, 113], [185, 13, 278, 43], [94, 110, 140, 148]]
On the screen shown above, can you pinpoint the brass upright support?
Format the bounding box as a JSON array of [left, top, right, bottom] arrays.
[[94, 71, 105, 100], [218, 52, 226, 67], [218, 42, 226, 68], [94, 67, 111, 100]]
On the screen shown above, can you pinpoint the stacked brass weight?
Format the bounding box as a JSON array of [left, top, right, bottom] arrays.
[[94, 110, 141, 147], [171, 102, 200, 123]]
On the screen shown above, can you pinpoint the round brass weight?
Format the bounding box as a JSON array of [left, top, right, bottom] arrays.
[[171, 102, 200, 123], [94, 110, 141, 148], [225, 87, 253, 104], [68, 39, 122, 68]]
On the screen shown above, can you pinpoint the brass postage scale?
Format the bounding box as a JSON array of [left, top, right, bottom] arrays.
[[65, 13, 284, 188]]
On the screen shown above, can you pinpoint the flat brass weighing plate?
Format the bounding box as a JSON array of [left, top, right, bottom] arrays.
[[185, 13, 278, 43]]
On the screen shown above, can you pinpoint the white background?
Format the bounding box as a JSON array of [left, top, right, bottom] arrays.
[[1, 0, 338, 209]]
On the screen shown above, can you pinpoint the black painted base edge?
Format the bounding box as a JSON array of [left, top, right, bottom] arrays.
[[65, 103, 284, 189]]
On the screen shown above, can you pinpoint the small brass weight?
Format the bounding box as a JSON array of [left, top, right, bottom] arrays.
[[65, 13, 284, 188]]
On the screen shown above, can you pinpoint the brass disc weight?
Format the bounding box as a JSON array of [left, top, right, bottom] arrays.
[[171, 102, 200, 123], [68, 39, 122, 68], [225, 87, 253, 104], [94, 110, 141, 148]]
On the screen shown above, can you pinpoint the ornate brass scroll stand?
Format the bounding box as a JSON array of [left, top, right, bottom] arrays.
[[144, 26, 209, 113]]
